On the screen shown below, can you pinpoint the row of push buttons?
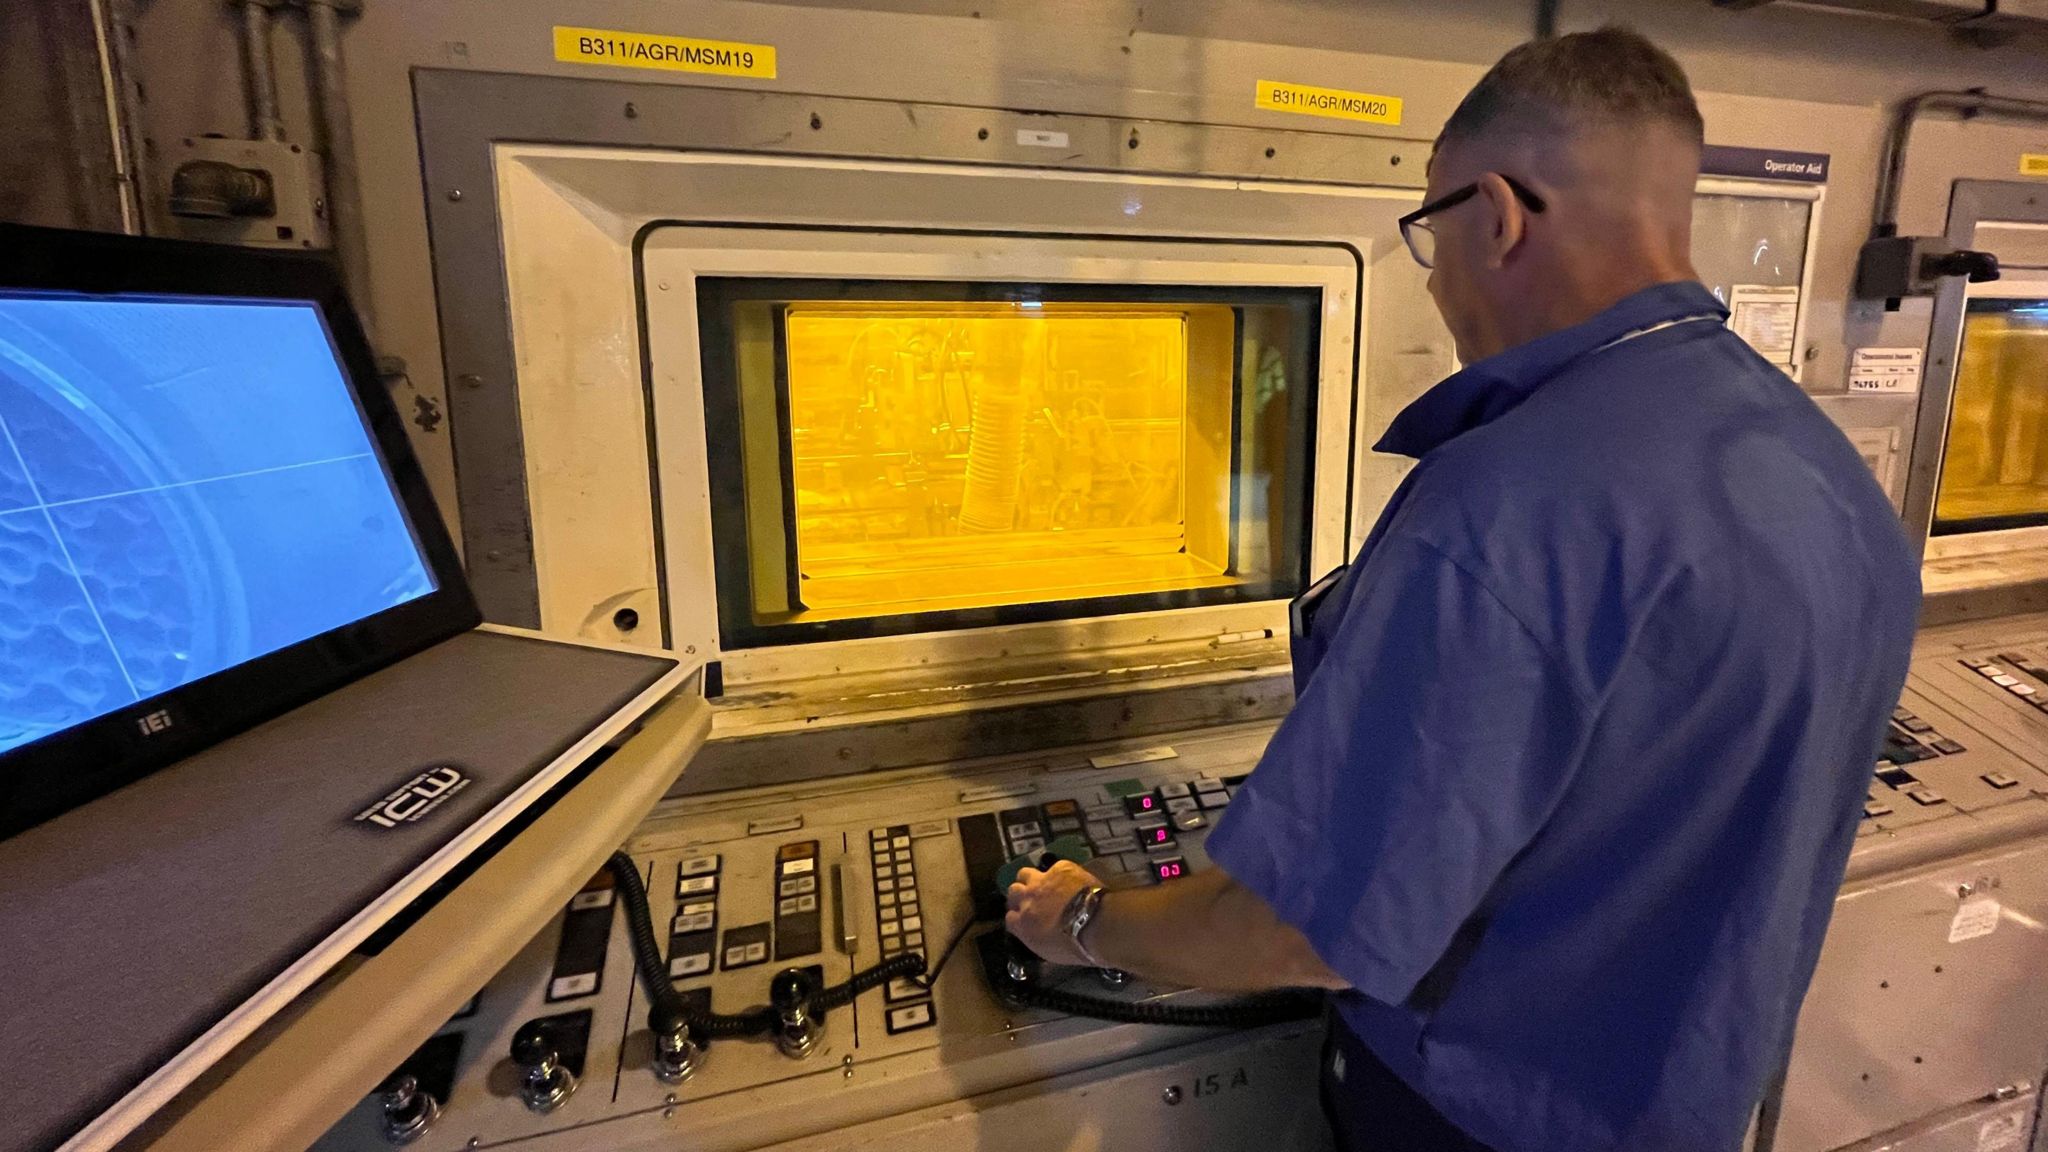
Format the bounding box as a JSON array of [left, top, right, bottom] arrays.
[[668, 855, 723, 979], [1964, 656, 2048, 713], [870, 826, 936, 1035]]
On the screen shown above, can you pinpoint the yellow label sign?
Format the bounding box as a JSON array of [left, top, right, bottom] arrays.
[[553, 26, 776, 79], [1255, 80, 1403, 126], [2024, 154, 2048, 177]]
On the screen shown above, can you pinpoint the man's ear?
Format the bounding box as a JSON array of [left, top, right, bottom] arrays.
[[1476, 172, 1527, 271]]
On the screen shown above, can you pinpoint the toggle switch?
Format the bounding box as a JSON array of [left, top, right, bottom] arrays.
[[511, 1023, 578, 1113]]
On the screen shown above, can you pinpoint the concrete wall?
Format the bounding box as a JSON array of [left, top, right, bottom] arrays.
[[36, 0, 2048, 534], [0, 0, 128, 233]]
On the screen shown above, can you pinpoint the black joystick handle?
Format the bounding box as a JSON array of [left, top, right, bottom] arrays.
[[374, 1072, 439, 1146], [769, 968, 825, 1060], [509, 1023, 577, 1114], [648, 1005, 704, 1084]]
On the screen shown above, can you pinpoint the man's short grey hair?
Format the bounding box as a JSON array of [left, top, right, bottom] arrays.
[[1438, 26, 1706, 149]]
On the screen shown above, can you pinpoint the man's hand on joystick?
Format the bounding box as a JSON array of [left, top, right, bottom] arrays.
[[1005, 858, 1099, 966]]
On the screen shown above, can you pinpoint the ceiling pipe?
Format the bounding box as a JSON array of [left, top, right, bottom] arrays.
[[234, 0, 288, 143]]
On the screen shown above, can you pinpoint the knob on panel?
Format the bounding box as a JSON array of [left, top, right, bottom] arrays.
[[510, 1023, 578, 1114], [769, 968, 825, 1060], [375, 1073, 439, 1146]]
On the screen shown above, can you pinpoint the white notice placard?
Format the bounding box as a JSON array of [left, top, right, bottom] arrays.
[[1728, 284, 1800, 363], [1850, 347, 1925, 394], [1949, 897, 2001, 943]]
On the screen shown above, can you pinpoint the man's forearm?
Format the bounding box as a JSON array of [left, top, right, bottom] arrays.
[[1083, 868, 1350, 992]]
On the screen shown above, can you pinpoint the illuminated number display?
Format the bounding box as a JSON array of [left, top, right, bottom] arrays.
[[1151, 858, 1187, 882], [1145, 825, 1174, 847]]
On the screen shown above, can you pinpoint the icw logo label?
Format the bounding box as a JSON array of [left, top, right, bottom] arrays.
[[354, 765, 470, 830]]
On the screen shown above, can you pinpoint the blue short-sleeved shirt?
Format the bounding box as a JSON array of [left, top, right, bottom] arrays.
[[1205, 281, 1920, 1152]]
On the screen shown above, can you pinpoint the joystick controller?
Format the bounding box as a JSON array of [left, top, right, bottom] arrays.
[[769, 968, 825, 1059], [375, 1073, 439, 1145], [511, 1023, 578, 1113], [650, 1007, 705, 1084]]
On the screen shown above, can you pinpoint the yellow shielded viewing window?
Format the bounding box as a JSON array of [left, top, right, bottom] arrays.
[[1935, 301, 2048, 535], [697, 282, 1320, 646]]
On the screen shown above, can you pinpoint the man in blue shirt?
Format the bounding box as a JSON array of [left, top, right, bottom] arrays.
[[1005, 27, 1920, 1152]]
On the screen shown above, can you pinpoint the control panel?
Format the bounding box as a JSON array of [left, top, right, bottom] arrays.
[[315, 636, 2048, 1152], [312, 724, 1322, 1152]]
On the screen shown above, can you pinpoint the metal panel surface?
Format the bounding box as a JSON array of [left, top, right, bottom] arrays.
[[1773, 836, 2048, 1152]]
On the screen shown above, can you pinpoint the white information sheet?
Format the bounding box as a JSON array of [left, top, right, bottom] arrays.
[[1728, 284, 1801, 363], [1849, 347, 1925, 394]]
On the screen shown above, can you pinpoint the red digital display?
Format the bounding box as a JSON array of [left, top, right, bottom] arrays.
[[1138, 795, 1156, 809], [1152, 859, 1186, 881], [1147, 826, 1172, 845]]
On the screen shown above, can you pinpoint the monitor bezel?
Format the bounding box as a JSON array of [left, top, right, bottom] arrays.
[[0, 224, 480, 839]]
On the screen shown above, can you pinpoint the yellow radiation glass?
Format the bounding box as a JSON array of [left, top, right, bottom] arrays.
[[780, 302, 1236, 616], [1936, 303, 2048, 532]]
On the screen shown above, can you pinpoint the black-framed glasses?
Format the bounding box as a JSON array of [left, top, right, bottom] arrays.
[[1398, 176, 1548, 270]]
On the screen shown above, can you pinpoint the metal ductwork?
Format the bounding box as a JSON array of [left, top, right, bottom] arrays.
[[1711, 0, 2048, 41]]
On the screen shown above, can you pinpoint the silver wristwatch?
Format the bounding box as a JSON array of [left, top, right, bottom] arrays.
[[1061, 884, 1109, 967]]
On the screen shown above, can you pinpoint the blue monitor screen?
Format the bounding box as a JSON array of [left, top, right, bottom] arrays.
[[0, 294, 436, 755]]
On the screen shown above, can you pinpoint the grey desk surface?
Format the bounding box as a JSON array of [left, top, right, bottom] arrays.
[[0, 629, 679, 1152]]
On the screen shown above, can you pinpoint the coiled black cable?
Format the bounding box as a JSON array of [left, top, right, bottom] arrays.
[[606, 851, 928, 1040]]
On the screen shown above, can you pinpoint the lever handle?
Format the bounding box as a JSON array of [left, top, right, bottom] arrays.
[[510, 1023, 577, 1114], [768, 968, 825, 1060]]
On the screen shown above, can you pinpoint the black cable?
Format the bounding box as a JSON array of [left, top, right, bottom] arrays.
[[913, 914, 978, 990], [606, 851, 927, 1039]]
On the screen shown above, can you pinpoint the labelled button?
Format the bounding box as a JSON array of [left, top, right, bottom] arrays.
[[1165, 796, 1200, 816], [778, 897, 800, 916], [877, 863, 895, 878], [785, 875, 818, 895], [1171, 811, 1207, 832], [569, 889, 615, 912], [1962, 658, 1993, 669], [1899, 718, 1935, 734], [1932, 739, 1966, 755], [2013, 684, 2039, 697], [796, 894, 818, 913], [886, 1002, 937, 1034], [744, 942, 767, 963], [902, 915, 923, 932], [1013, 837, 1046, 856], [549, 973, 598, 1000], [1983, 771, 2021, 790], [724, 946, 747, 967], [906, 932, 924, 948], [673, 912, 715, 933], [1980, 665, 2008, 678], [899, 901, 919, 918], [881, 934, 901, 952], [880, 892, 898, 907], [782, 857, 816, 876], [1992, 674, 2021, 687], [881, 916, 900, 933], [670, 953, 712, 978], [871, 828, 889, 842], [1048, 817, 1083, 834], [1123, 792, 1163, 818], [879, 878, 897, 892], [1906, 788, 1946, 807], [1005, 822, 1044, 841], [680, 900, 717, 918], [678, 855, 721, 878], [1863, 801, 1893, 819], [1158, 782, 1192, 799], [678, 875, 718, 898], [899, 878, 918, 895], [894, 850, 912, 864], [1197, 790, 1230, 811], [892, 835, 911, 849], [1041, 799, 1081, 818], [885, 977, 924, 1004]]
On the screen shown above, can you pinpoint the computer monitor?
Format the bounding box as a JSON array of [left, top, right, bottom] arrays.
[[0, 225, 476, 837]]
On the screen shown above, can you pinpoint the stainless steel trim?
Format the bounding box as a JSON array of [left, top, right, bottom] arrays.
[[1900, 179, 2048, 563], [413, 68, 1428, 627]]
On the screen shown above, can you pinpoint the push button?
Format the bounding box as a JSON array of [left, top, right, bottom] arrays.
[[1123, 792, 1164, 818], [1932, 739, 1966, 755], [886, 1002, 937, 1034], [1983, 771, 2021, 790]]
